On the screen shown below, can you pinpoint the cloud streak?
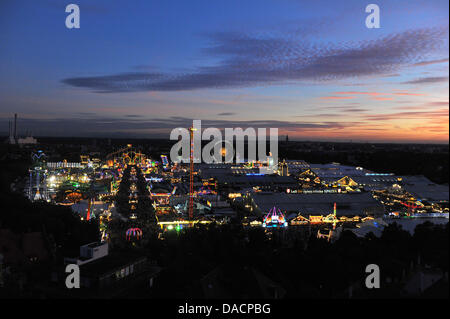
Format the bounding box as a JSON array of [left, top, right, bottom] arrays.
[[61, 26, 449, 93], [322, 90, 428, 101], [217, 112, 236, 116], [402, 76, 449, 84], [411, 58, 449, 67], [1, 115, 360, 136], [363, 109, 448, 121]]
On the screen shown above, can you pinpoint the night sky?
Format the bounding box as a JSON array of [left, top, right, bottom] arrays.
[[0, 0, 448, 143]]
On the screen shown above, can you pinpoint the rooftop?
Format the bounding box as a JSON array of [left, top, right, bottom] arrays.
[[250, 192, 384, 217]]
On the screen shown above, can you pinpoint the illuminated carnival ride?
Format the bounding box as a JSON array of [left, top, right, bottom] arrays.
[[125, 227, 143, 241], [262, 207, 288, 228]]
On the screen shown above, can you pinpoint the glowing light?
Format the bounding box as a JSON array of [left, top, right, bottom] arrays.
[[125, 227, 143, 240], [220, 147, 227, 157], [262, 207, 288, 228]]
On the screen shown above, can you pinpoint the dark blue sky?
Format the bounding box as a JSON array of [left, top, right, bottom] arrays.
[[0, 0, 448, 142]]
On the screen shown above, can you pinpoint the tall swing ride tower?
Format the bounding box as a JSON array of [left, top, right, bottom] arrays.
[[189, 126, 196, 219]]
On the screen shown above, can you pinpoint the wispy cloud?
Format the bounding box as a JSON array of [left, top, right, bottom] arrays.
[[0, 115, 362, 136], [395, 101, 449, 110], [373, 97, 394, 101], [363, 109, 448, 121], [411, 58, 449, 67], [217, 112, 236, 116], [402, 76, 449, 84], [3, 112, 446, 142], [426, 101, 449, 107], [124, 114, 143, 118], [320, 96, 355, 100], [333, 91, 384, 96], [322, 90, 428, 101], [393, 92, 427, 96], [61, 26, 449, 93]]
